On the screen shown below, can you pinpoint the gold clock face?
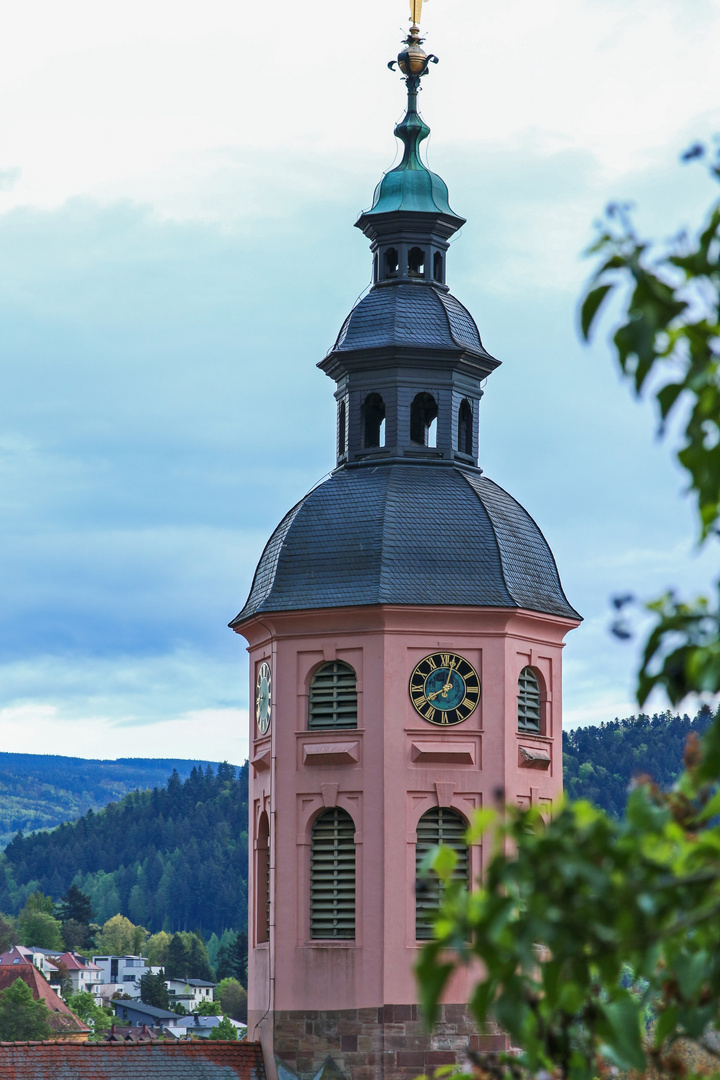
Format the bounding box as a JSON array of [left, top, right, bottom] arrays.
[[256, 661, 272, 735], [409, 652, 480, 726]]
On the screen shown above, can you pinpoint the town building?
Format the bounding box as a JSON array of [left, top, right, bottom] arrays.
[[0, 946, 64, 998], [170, 1013, 247, 1039], [93, 953, 149, 1000], [0, 962, 90, 1039], [111, 999, 185, 1031], [55, 951, 103, 999], [230, 11, 580, 1080], [166, 976, 216, 1010]]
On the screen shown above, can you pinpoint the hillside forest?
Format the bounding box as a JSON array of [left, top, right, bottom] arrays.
[[562, 705, 716, 815], [0, 762, 248, 939], [0, 754, 231, 848]]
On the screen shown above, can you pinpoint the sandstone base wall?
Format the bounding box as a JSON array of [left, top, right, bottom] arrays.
[[273, 1005, 508, 1080]]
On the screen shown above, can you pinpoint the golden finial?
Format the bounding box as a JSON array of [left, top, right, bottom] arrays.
[[409, 0, 426, 28], [388, 0, 437, 81]]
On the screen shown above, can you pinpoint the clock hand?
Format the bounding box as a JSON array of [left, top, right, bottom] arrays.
[[427, 679, 455, 701]]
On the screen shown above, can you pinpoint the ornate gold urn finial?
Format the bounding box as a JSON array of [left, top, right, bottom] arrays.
[[389, 0, 437, 84]]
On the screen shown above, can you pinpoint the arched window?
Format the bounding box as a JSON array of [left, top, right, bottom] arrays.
[[408, 246, 425, 278], [309, 661, 357, 729], [433, 252, 444, 283], [518, 667, 542, 733], [410, 392, 438, 447], [384, 248, 399, 278], [338, 400, 346, 457], [310, 808, 356, 939], [256, 811, 270, 944], [415, 807, 468, 940], [362, 393, 386, 448], [458, 399, 472, 455]]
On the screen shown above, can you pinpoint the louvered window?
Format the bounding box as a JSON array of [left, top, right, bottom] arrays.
[[415, 807, 469, 941], [309, 662, 357, 729], [310, 808, 356, 939], [518, 666, 541, 733]]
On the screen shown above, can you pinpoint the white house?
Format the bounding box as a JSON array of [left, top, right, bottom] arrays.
[[92, 954, 149, 999], [166, 977, 215, 1010], [57, 952, 103, 998]]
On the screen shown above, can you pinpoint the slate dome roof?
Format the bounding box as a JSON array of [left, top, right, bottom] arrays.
[[231, 464, 580, 626], [331, 284, 495, 361]]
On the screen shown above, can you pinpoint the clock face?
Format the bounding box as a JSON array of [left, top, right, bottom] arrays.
[[409, 652, 480, 726], [255, 661, 272, 735]]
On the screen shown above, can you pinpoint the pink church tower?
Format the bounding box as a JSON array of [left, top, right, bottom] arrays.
[[231, 20, 581, 1080]]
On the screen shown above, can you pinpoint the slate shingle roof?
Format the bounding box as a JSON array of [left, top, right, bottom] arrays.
[[0, 1040, 265, 1079], [331, 284, 495, 361], [231, 464, 580, 625]]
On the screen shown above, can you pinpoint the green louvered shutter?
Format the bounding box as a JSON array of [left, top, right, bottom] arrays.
[[309, 662, 357, 729], [518, 666, 541, 732], [310, 808, 356, 939], [415, 807, 468, 941]]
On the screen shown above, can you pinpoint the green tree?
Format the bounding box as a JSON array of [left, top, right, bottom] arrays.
[[417, 152, 720, 1080], [62, 918, 91, 951], [95, 914, 147, 956], [215, 930, 247, 984], [21, 889, 54, 916], [139, 969, 170, 1010], [208, 1014, 238, 1040], [164, 934, 189, 979], [0, 914, 17, 953], [163, 932, 214, 981], [17, 910, 63, 950], [186, 933, 214, 982], [194, 999, 222, 1016], [57, 885, 96, 951], [0, 978, 52, 1041], [145, 930, 171, 966], [65, 990, 111, 1034], [56, 884, 94, 926], [216, 978, 247, 1023]]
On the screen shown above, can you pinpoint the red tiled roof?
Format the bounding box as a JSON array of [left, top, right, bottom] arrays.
[[56, 952, 101, 971], [0, 965, 90, 1035], [0, 946, 34, 965], [0, 1039, 266, 1078]]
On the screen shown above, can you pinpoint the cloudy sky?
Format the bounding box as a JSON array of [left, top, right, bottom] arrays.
[[1, 0, 719, 763]]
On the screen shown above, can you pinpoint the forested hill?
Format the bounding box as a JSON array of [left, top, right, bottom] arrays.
[[0, 754, 232, 849], [0, 763, 248, 939], [563, 707, 717, 817]]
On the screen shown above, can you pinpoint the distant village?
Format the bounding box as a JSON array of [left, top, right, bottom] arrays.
[[0, 941, 246, 1042]]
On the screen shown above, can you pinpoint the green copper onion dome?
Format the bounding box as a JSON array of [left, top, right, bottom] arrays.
[[363, 100, 462, 221]]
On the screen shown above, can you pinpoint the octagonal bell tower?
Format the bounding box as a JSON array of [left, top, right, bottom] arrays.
[[231, 15, 581, 1080]]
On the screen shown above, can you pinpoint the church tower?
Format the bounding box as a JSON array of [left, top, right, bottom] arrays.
[[231, 14, 580, 1080]]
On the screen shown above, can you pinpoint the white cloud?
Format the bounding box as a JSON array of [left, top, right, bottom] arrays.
[[0, 701, 248, 761]]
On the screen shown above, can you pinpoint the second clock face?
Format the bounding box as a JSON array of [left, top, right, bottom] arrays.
[[256, 661, 272, 735], [409, 652, 480, 726]]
